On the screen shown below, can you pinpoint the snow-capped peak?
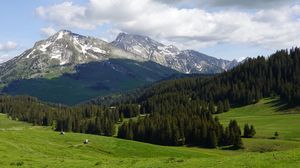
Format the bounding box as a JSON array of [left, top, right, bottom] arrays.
[[111, 33, 239, 73]]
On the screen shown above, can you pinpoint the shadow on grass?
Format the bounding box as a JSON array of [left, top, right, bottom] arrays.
[[264, 98, 299, 113], [221, 145, 243, 151]]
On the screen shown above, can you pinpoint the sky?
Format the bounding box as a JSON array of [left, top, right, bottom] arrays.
[[1, 0, 300, 62]]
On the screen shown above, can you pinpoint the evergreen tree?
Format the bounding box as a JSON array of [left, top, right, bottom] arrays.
[[243, 124, 250, 138], [217, 101, 224, 114], [274, 131, 279, 139], [209, 101, 216, 114], [249, 125, 256, 138], [223, 99, 230, 112], [207, 130, 218, 148]]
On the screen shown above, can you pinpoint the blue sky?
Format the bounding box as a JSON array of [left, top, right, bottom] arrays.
[[1, 0, 300, 62]]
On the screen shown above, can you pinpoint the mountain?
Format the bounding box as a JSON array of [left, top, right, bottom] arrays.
[[0, 30, 239, 104], [111, 33, 238, 73], [2, 59, 177, 105], [0, 30, 144, 82], [136, 48, 300, 108], [0, 30, 239, 83]]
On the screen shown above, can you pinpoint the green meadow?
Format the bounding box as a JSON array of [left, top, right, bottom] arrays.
[[1, 98, 300, 167]]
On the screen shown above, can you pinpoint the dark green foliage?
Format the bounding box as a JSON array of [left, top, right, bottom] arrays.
[[250, 125, 256, 138], [228, 120, 243, 149], [217, 101, 224, 114], [243, 124, 256, 138], [223, 99, 230, 112], [207, 130, 218, 148], [209, 101, 216, 114], [118, 95, 243, 148], [243, 124, 250, 138], [116, 48, 300, 149], [2, 59, 178, 105], [117, 104, 140, 118], [0, 95, 119, 136], [139, 48, 300, 108], [274, 131, 279, 138]]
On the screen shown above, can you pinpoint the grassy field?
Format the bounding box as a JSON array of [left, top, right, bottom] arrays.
[[1, 98, 300, 167], [217, 98, 300, 141]]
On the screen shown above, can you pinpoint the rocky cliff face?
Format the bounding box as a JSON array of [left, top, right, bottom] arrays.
[[111, 33, 239, 73], [0, 30, 143, 82], [0, 30, 239, 82]]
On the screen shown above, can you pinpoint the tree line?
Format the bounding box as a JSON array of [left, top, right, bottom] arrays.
[[118, 93, 244, 148], [4, 45, 298, 149], [139, 48, 300, 107], [0, 96, 119, 136]]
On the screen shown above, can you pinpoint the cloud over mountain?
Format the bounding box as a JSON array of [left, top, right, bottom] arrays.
[[0, 41, 17, 52], [36, 0, 300, 50]]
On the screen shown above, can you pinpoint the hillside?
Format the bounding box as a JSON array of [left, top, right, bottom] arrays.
[[1, 98, 300, 167], [0, 30, 143, 82], [2, 59, 178, 105], [138, 48, 300, 107], [0, 30, 237, 83], [217, 98, 300, 145], [0, 30, 239, 105]]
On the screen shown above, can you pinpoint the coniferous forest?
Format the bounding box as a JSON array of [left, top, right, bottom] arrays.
[[139, 48, 300, 107], [0, 96, 119, 136], [1, 48, 300, 149]]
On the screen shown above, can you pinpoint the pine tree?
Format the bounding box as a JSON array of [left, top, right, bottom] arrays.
[[209, 101, 216, 114], [243, 124, 250, 138], [223, 99, 230, 112], [229, 120, 243, 149], [249, 125, 256, 138], [217, 101, 224, 114], [207, 130, 218, 148], [120, 113, 124, 122]]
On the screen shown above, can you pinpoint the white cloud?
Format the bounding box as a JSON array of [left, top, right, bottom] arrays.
[[35, 0, 300, 50], [0, 41, 18, 52], [40, 27, 57, 37], [36, 2, 95, 30], [156, 0, 298, 9]]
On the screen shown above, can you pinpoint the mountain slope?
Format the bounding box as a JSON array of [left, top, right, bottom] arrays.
[[0, 30, 144, 82], [134, 48, 300, 109], [0, 30, 238, 83], [2, 59, 178, 105], [111, 33, 238, 73]]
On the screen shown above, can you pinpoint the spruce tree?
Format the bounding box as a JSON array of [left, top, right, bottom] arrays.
[[223, 99, 230, 112], [243, 124, 250, 138], [249, 125, 256, 138], [217, 101, 224, 114], [207, 130, 218, 148]]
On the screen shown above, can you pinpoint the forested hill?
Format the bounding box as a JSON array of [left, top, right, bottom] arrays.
[[138, 48, 300, 107], [1, 47, 299, 150]]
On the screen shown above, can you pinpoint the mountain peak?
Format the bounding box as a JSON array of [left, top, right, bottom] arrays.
[[114, 32, 159, 45], [0, 30, 144, 82], [57, 29, 72, 33], [111, 33, 239, 73], [0, 30, 240, 82], [52, 29, 83, 40], [115, 32, 127, 41]]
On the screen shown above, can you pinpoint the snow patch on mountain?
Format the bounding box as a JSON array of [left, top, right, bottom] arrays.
[[111, 33, 239, 73]]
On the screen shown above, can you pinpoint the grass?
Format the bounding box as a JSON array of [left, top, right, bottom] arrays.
[[1, 98, 300, 167], [217, 98, 300, 141]]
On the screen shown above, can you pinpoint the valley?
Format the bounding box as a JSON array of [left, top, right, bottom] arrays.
[[2, 1, 300, 167], [0, 98, 299, 167]]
